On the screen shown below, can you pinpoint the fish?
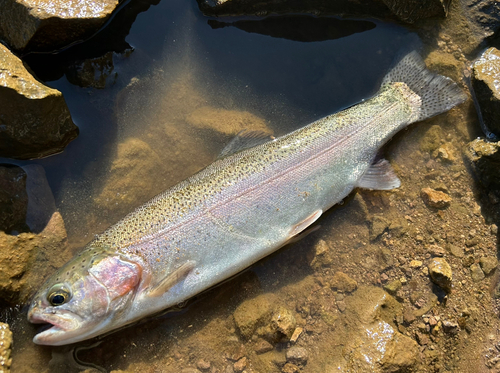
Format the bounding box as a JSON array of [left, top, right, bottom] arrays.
[[28, 51, 467, 345]]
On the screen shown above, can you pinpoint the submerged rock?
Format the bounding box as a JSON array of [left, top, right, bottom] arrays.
[[428, 257, 453, 292], [472, 47, 500, 139], [65, 52, 119, 89], [0, 323, 12, 373], [421, 187, 452, 209], [0, 44, 78, 159], [0, 0, 120, 52], [233, 294, 273, 339], [464, 139, 500, 195]]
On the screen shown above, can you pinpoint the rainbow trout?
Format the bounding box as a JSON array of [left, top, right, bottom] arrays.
[[28, 52, 466, 345]]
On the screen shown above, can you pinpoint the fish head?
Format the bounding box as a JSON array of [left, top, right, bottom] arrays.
[[28, 247, 143, 345]]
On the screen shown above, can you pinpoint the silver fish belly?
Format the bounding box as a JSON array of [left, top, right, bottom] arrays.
[[28, 52, 467, 345]]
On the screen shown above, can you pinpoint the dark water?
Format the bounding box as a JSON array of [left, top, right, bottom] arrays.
[[3, 0, 422, 371]]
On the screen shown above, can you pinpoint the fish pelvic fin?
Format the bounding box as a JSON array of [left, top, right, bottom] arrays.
[[381, 51, 467, 121], [357, 158, 400, 191], [147, 261, 195, 297]]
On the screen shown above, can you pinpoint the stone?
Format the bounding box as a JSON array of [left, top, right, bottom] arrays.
[[470, 263, 485, 282], [0, 323, 12, 372], [233, 294, 272, 339], [270, 307, 296, 340], [285, 347, 308, 365], [254, 339, 273, 354], [409, 260, 423, 268], [428, 258, 452, 292], [65, 52, 117, 89], [384, 279, 402, 295], [420, 125, 443, 153], [428, 245, 445, 257], [472, 47, 500, 139], [0, 44, 78, 159], [403, 309, 416, 324], [479, 256, 498, 275], [185, 106, 272, 136], [233, 357, 247, 373], [309, 239, 333, 269], [330, 271, 358, 293], [420, 188, 452, 209], [0, 211, 69, 304], [369, 214, 390, 241], [465, 139, 500, 194], [196, 359, 210, 371], [0, 0, 120, 52], [282, 362, 300, 373], [196, 0, 448, 23], [0, 164, 28, 233], [289, 327, 303, 343], [446, 243, 464, 258], [442, 320, 460, 334]]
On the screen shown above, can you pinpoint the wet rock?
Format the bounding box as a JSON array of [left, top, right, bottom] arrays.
[[233, 357, 247, 372], [254, 339, 273, 354], [196, 0, 448, 23], [186, 106, 271, 136], [479, 256, 498, 275], [410, 260, 423, 268], [0, 0, 120, 52], [66, 52, 118, 89], [428, 258, 452, 292], [309, 239, 333, 269], [420, 125, 443, 153], [330, 271, 358, 293], [282, 363, 300, 373], [421, 187, 452, 209], [0, 44, 78, 159], [465, 139, 500, 194], [94, 138, 166, 217], [0, 323, 12, 372], [403, 308, 416, 324], [472, 47, 500, 138], [384, 279, 402, 296], [0, 211, 69, 304], [0, 164, 28, 234], [446, 243, 464, 258], [428, 245, 446, 257], [270, 307, 296, 340], [289, 327, 303, 344], [196, 359, 210, 371], [286, 346, 308, 365], [442, 320, 460, 335], [470, 263, 485, 282], [233, 294, 272, 339], [369, 214, 390, 241]]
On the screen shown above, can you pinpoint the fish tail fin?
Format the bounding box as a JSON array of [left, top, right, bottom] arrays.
[[382, 51, 467, 121]]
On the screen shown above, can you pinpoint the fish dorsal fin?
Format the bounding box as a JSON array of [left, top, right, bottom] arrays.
[[357, 159, 401, 190], [147, 261, 195, 297], [218, 130, 274, 159]]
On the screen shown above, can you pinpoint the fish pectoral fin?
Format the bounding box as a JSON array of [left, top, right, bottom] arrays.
[[218, 130, 274, 159], [147, 261, 196, 297], [357, 159, 401, 191], [288, 210, 322, 239]]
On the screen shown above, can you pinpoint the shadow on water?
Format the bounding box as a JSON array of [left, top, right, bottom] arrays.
[[207, 15, 376, 42]]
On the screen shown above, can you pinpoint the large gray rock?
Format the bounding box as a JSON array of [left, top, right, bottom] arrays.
[[196, 0, 449, 23], [472, 47, 500, 139], [0, 43, 78, 159], [0, 0, 120, 52]]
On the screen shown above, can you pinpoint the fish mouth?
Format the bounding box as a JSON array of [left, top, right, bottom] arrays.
[[28, 308, 83, 345]]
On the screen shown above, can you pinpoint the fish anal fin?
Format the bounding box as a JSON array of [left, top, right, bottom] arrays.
[[147, 261, 196, 297], [218, 130, 274, 158], [357, 159, 401, 191], [289, 210, 322, 239]]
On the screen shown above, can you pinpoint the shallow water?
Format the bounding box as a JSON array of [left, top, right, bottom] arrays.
[[3, 0, 499, 372]]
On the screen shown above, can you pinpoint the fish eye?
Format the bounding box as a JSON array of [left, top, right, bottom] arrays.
[[47, 284, 72, 306]]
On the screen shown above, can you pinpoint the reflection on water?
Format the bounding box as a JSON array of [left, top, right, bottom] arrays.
[[4, 0, 487, 372]]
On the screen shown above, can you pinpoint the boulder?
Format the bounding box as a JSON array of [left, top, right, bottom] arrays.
[[0, 44, 78, 159], [196, 0, 449, 23], [0, 0, 120, 52], [472, 47, 500, 139]]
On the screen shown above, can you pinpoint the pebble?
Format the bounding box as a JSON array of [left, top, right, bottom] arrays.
[[479, 256, 498, 275], [384, 279, 403, 295], [286, 346, 308, 365], [442, 320, 460, 335], [428, 245, 445, 257], [447, 244, 464, 258], [462, 255, 475, 267], [330, 272, 358, 293], [0, 323, 12, 372], [403, 309, 416, 324], [282, 363, 300, 373], [470, 263, 485, 282], [421, 187, 452, 209], [428, 258, 453, 292], [197, 359, 211, 371], [492, 224, 498, 235], [255, 339, 274, 354], [233, 357, 247, 373], [289, 327, 303, 344], [410, 260, 423, 268]]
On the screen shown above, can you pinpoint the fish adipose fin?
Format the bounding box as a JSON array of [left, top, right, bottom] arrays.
[[357, 159, 400, 190], [147, 261, 195, 297], [382, 51, 467, 121]]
